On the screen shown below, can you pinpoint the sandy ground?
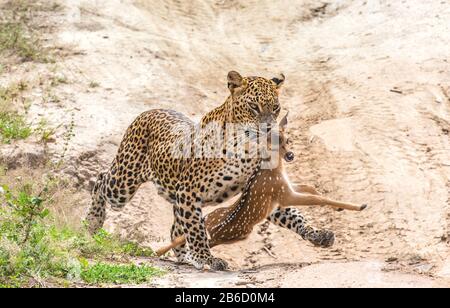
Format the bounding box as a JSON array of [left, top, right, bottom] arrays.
[[2, 0, 450, 287]]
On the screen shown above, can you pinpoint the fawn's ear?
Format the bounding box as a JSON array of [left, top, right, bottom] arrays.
[[271, 73, 285, 89], [227, 71, 246, 95], [279, 111, 289, 130]]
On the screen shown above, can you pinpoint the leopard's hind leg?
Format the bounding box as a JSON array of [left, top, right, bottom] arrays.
[[85, 172, 108, 234], [85, 166, 144, 234], [85, 111, 153, 234]]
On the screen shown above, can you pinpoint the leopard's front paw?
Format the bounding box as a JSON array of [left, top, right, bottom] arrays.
[[110, 204, 125, 212], [308, 229, 335, 248], [208, 257, 229, 271], [188, 254, 229, 271]]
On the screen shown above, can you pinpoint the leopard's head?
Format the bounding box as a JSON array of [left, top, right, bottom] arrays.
[[226, 71, 285, 127]]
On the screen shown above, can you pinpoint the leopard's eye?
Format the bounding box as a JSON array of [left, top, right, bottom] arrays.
[[273, 105, 281, 112], [249, 103, 259, 112]]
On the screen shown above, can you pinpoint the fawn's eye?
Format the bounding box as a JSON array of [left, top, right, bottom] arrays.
[[284, 151, 295, 162]]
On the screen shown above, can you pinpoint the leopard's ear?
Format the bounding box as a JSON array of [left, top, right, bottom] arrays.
[[271, 73, 285, 89], [227, 71, 246, 95]]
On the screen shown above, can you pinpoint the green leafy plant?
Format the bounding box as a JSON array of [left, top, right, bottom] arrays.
[[35, 119, 60, 144], [2, 187, 49, 244], [0, 185, 69, 286]]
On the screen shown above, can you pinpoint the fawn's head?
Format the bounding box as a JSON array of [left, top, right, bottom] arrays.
[[263, 112, 294, 168], [278, 112, 294, 163]]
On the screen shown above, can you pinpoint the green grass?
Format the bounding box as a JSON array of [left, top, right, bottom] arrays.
[[119, 241, 155, 258], [0, 82, 64, 145], [0, 112, 32, 143], [80, 262, 162, 284], [0, 0, 59, 63], [0, 22, 47, 63], [0, 82, 33, 144], [67, 228, 155, 259], [0, 183, 160, 288]]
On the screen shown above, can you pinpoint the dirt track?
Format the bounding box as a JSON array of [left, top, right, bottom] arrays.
[[4, 0, 450, 287]]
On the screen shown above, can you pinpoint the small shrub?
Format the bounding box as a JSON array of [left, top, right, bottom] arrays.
[[35, 119, 59, 144], [0, 185, 69, 285]]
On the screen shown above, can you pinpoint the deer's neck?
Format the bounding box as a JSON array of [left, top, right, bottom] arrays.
[[213, 165, 284, 233]]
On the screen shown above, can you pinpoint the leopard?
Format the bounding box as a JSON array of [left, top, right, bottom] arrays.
[[85, 71, 334, 270]]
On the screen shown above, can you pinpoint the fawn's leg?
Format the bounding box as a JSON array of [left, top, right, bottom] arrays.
[[268, 207, 335, 248], [291, 183, 320, 195], [286, 191, 367, 211]]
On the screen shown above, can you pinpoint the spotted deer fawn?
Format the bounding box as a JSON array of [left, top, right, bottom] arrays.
[[156, 114, 367, 256]]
